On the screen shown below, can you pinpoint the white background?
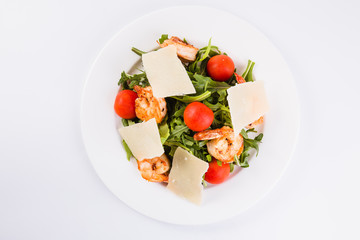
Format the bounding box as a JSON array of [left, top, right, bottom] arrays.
[[1, 0, 359, 239]]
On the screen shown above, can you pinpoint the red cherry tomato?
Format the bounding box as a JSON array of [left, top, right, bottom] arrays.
[[207, 55, 235, 82], [184, 102, 214, 132], [205, 158, 230, 184], [114, 90, 138, 119], [234, 72, 246, 84]]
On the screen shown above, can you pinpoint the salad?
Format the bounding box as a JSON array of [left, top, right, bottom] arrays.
[[114, 35, 265, 187]]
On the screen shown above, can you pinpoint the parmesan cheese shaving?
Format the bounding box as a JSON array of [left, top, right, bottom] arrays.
[[142, 45, 196, 98], [167, 147, 209, 205], [118, 118, 164, 161], [227, 81, 270, 136]]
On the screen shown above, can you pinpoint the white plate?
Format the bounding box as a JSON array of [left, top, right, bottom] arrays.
[[81, 6, 300, 225]]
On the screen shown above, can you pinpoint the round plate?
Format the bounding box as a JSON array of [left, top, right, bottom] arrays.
[[81, 6, 299, 225]]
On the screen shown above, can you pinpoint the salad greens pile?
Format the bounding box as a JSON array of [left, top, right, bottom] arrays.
[[119, 35, 263, 170]]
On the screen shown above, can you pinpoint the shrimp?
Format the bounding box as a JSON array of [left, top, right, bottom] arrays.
[[137, 154, 170, 182], [194, 126, 244, 163], [158, 36, 199, 62], [246, 116, 264, 129], [134, 85, 167, 123]]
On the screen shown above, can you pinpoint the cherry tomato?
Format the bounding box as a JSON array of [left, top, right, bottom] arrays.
[[234, 73, 246, 84], [204, 158, 230, 184], [207, 55, 235, 82], [184, 102, 214, 132], [114, 90, 138, 119]]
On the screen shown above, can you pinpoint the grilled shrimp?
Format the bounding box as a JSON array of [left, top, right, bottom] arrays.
[[137, 154, 170, 182], [194, 126, 244, 163], [246, 116, 264, 129], [134, 85, 167, 123], [158, 36, 199, 62]]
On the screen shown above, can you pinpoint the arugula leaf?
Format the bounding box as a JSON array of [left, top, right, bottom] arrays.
[[191, 73, 231, 93], [188, 39, 221, 75], [229, 163, 235, 172], [203, 101, 223, 111], [131, 47, 146, 56], [240, 129, 249, 139], [158, 121, 170, 144], [158, 34, 169, 44], [217, 89, 227, 101], [171, 91, 211, 103], [202, 175, 207, 187], [173, 105, 186, 117], [170, 125, 189, 139], [118, 71, 149, 89], [255, 133, 264, 142], [181, 135, 194, 146], [238, 151, 250, 168], [164, 140, 191, 156], [122, 140, 134, 161], [198, 37, 212, 62], [242, 60, 255, 82], [121, 118, 138, 127], [237, 128, 264, 167], [212, 105, 232, 129], [121, 118, 129, 127]]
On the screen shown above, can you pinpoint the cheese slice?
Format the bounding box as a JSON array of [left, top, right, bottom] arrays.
[[118, 118, 164, 161], [167, 147, 209, 205], [227, 81, 270, 136], [142, 45, 196, 98]]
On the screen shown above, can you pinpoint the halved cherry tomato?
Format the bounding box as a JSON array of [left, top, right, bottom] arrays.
[[114, 90, 138, 119], [206, 55, 235, 82], [234, 73, 246, 84], [205, 158, 230, 184], [184, 102, 214, 132]]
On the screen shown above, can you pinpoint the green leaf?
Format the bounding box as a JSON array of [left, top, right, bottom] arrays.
[[171, 91, 211, 103], [255, 133, 264, 142], [198, 37, 212, 62], [217, 160, 223, 166], [164, 141, 191, 153], [202, 175, 207, 187], [122, 140, 133, 161], [241, 60, 255, 82], [181, 135, 194, 146], [118, 71, 149, 89], [203, 101, 223, 111], [217, 90, 227, 101], [121, 118, 129, 127], [246, 128, 257, 134], [131, 47, 146, 56], [192, 74, 231, 92], [187, 40, 221, 74], [240, 129, 249, 139], [158, 121, 170, 144], [239, 151, 250, 168], [234, 154, 240, 166], [158, 34, 169, 44], [229, 163, 235, 173], [173, 105, 186, 117], [121, 118, 137, 127], [244, 139, 259, 156], [129, 120, 136, 126], [238, 128, 264, 167], [169, 125, 190, 139], [198, 140, 208, 148]]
